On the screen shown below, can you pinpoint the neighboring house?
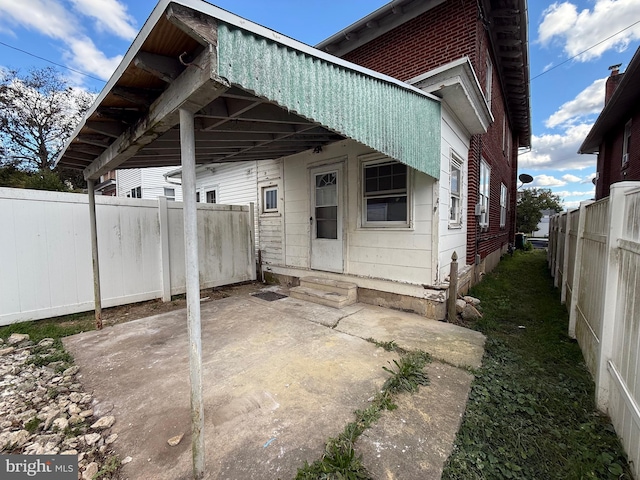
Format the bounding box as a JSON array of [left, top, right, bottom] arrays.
[[579, 47, 640, 199], [94, 171, 117, 196], [116, 166, 183, 201], [56, 0, 530, 319]]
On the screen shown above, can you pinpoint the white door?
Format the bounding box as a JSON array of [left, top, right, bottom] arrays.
[[310, 164, 343, 272]]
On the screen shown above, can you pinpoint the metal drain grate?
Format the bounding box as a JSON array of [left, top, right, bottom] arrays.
[[251, 291, 288, 302]]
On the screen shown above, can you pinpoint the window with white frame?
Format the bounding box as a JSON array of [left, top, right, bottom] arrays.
[[479, 160, 490, 229], [163, 187, 175, 201], [450, 154, 463, 226], [500, 183, 507, 228], [130, 186, 141, 198], [205, 189, 217, 204], [485, 55, 493, 108], [196, 192, 200, 203], [623, 119, 631, 165], [262, 186, 278, 213], [362, 159, 409, 226]]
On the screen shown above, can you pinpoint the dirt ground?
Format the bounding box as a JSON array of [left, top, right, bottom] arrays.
[[96, 281, 267, 328]]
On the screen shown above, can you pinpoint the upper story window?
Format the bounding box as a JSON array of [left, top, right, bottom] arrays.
[[450, 153, 463, 227], [362, 159, 409, 227], [479, 160, 490, 229], [485, 55, 493, 109], [206, 189, 217, 204], [623, 119, 631, 165], [129, 186, 141, 198]]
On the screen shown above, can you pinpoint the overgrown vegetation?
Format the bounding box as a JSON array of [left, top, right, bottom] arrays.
[[295, 349, 431, 479], [442, 250, 632, 479], [0, 312, 94, 344]]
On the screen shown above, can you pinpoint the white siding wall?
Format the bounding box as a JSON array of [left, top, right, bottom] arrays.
[[438, 107, 471, 281], [257, 160, 284, 266], [117, 167, 183, 201], [281, 140, 438, 285]]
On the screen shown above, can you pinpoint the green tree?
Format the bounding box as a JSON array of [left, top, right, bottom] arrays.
[[516, 188, 563, 234], [0, 67, 93, 190]]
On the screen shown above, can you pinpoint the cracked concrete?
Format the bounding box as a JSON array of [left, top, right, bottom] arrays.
[[64, 291, 484, 479]]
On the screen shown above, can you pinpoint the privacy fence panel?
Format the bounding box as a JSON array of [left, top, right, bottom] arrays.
[[549, 182, 640, 478], [0, 188, 255, 326]]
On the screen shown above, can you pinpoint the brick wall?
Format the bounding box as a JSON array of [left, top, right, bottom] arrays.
[[341, 0, 518, 266], [598, 110, 640, 199]]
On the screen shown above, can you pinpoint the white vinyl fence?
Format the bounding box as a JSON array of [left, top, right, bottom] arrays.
[[0, 187, 255, 326], [548, 182, 640, 478]]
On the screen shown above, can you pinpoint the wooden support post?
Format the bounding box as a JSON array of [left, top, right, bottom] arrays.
[[447, 251, 458, 323], [180, 108, 205, 479], [87, 179, 102, 330]]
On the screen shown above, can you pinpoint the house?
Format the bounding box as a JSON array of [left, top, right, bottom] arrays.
[[579, 47, 640, 199], [56, 0, 530, 320]]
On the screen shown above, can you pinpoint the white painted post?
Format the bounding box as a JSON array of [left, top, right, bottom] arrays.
[[561, 210, 572, 304], [87, 179, 103, 330], [595, 184, 625, 411], [554, 212, 565, 288], [180, 108, 205, 479], [249, 202, 257, 280], [158, 196, 172, 302], [568, 200, 594, 338]]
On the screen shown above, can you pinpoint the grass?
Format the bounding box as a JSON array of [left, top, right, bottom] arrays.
[[442, 250, 632, 480], [0, 312, 95, 343], [295, 348, 431, 479]]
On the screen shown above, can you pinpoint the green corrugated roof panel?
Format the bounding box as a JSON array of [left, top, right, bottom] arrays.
[[217, 23, 441, 180]]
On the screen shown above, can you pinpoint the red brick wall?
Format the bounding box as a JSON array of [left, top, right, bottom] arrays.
[[342, 0, 517, 266], [598, 110, 640, 199]]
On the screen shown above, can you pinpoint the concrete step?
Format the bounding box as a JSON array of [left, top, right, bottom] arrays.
[[290, 285, 356, 309], [299, 276, 358, 299]]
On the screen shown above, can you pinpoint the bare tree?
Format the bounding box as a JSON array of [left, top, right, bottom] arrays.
[[0, 67, 94, 175]]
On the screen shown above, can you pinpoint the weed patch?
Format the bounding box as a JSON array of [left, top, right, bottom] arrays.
[[295, 348, 431, 479], [442, 250, 632, 479]]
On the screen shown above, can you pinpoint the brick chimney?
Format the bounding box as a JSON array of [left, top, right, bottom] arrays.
[[605, 63, 623, 105]]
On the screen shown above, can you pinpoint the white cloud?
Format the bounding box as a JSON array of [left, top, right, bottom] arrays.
[[0, 0, 134, 81], [538, 0, 640, 62], [553, 189, 595, 198], [69, 0, 137, 40], [561, 174, 581, 183], [545, 77, 605, 128], [531, 174, 567, 187], [519, 123, 597, 171], [581, 172, 597, 184]]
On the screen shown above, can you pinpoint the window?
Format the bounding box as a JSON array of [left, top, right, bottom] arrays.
[[623, 120, 631, 165], [163, 187, 175, 201], [479, 160, 490, 229], [262, 187, 278, 213], [130, 186, 141, 198], [485, 55, 493, 108], [500, 183, 507, 228], [196, 192, 200, 203], [362, 160, 408, 226], [450, 154, 463, 226], [205, 189, 217, 204]]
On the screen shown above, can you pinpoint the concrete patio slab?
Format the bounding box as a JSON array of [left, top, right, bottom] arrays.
[[63, 293, 484, 479]]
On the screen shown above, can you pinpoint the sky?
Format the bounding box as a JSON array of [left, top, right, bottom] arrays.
[[1, 0, 640, 210]]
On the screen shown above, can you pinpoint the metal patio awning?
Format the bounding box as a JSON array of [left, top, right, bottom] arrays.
[[56, 0, 442, 181]]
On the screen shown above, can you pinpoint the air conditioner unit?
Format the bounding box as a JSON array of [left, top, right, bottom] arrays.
[[475, 203, 485, 216], [622, 153, 629, 164]]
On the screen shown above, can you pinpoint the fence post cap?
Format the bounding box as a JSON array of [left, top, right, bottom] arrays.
[[451, 251, 458, 261]]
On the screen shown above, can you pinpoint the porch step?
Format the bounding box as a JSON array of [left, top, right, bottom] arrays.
[[290, 276, 358, 309]]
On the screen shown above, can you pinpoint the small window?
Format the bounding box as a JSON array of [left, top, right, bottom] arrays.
[[205, 189, 217, 204], [196, 192, 200, 203], [130, 186, 141, 198], [479, 160, 490, 229], [362, 160, 408, 226], [622, 120, 631, 165], [163, 187, 175, 201], [500, 183, 507, 228], [450, 155, 463, 226], [263, 187, 278, 213], [485, 55, 493, 109]]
